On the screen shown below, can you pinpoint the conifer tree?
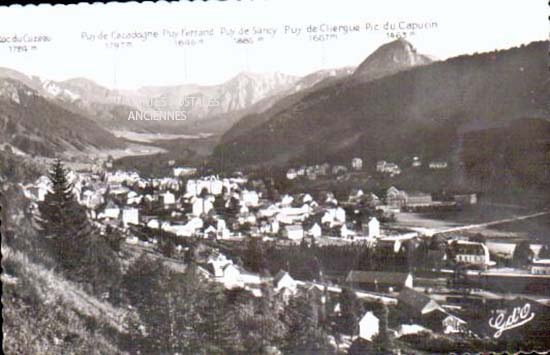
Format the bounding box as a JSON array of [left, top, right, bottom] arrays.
[[283, 295, 332, 354], [339, 287, 363, 334], [513, 240, 534, 268], [373, 302, 394, 353], [36, 159, 89, 269]]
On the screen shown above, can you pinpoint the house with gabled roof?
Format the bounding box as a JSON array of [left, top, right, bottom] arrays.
[[359, 311, 379, 341], [98, 200, 120, 220], [398, 287, 441, 316], [274, 270, 297, 294], [386, 186, 408, 208], [397, 287, 468, 334]]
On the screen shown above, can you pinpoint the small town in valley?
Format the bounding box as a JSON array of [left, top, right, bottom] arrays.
[[2, 2, 549, 352], [12, 152, 550, 353]]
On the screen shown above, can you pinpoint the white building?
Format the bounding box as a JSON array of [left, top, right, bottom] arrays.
[[281, 194, 294, 206], [34, 176, 51, 201], [309, 223, 322, 239], [81, 190, 104, 209], [450, 240, 494, 267], [531, 259, 550, 275], [284, 225, 304, 241], [429, 161, 448, 169], [270, 219, 280, 235], [162, 217, 204, 237], [209, 179, 224, 195], [126, 191, 142, 205], [162, 191, 176, 206], [367, 217, 380, 238], [274, 271, 297, 294], [192, 197, 214, 216], [377, 161, 401, 175], [147, 219, 160, 229], [259, 204, 280, 218], [351, 157, 363, 170], [286, 169, 297, 180], [173, 167, 197, 177], [217, 219, 230, 239], [99, 201, 120, 220], [276, 205, 310, 223], [122, 208, 139, 226], [186, 217, 204, 231], [186, 176, 224, 196], [214, 263, 243, 289], [359, 311, 379, 341], [241, 190, 259, 207], [321, 207, 346, 227]]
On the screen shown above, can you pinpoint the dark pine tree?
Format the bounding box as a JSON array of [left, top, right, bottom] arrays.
[[36, 159, 90, 270], [339, 287, 363, 335], [283, 294, 333, 354], [372, 302, 394, 354]]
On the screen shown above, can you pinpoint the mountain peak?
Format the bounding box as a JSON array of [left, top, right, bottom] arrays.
[[352, 38, 432, 82]]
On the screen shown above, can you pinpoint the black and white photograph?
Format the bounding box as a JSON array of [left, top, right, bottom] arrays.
[[1, 0, 549, 353]]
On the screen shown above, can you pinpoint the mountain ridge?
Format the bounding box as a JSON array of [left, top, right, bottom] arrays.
[[0, 78, 124, 157], [352, 38, 433, 82], [220, 39, 432, 144], [210, 40, 550, 189]]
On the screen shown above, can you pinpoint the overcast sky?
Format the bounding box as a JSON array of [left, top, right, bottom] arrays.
[[0, 0, 546, 89]]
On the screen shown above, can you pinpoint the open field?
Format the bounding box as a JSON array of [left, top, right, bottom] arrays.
[[392, 203, 549, 241], [483, 214, 550, 243]]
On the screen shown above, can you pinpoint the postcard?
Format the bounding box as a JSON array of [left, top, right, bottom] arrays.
[[1, 0, 549, 354]]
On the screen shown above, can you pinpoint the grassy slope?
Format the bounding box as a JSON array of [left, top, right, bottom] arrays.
[[1, 245, 129, 354]]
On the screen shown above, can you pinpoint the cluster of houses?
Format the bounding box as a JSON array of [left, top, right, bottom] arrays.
[[21, 164, 549, 284], [376, 158, 449, 176], [283, 156, 449, 184], [285, 157, 366, 181], [22, 163, 481, 247], [18, 161, 550, 351], [23, 167, 386, 243], [199, 247, 470, 342], [286, 163, 342, 181], [201, 247, 472, 343], [356, 286, 470, 341], [371, 186, 477, 211]]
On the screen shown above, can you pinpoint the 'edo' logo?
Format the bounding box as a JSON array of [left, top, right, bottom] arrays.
[[488, 303, 535, 339]]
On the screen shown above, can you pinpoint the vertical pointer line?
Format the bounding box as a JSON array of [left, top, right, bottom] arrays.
[[245, 44, 250, 73], [321, 39, 327, 69], [112, 45, 118, 91], [183, 44, 188, 84]]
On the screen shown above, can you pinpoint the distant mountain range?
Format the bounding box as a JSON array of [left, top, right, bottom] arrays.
[[211, 40, 550, 190], [2, 37, 548, 190], [0, 67, 356, 135], [0, 63, 358, 156], [0, 78, 124, 157]]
